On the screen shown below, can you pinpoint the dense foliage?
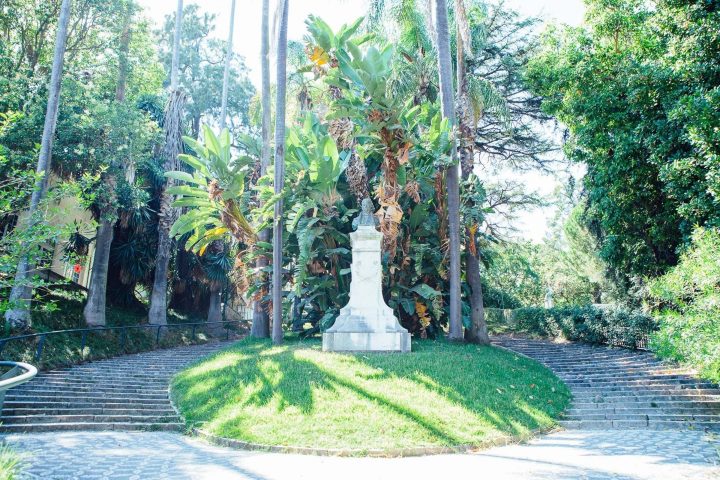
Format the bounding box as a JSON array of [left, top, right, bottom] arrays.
[[0, 1, 254, 325], [527, 0, 720, 281], [648, 228, 720, 382], [512, 305, 655, 349]]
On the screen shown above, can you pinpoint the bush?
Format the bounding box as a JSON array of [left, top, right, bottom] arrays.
[[648, 228, 720, 382], [482, 282, 523, 309], [511, 305, 655, 349]]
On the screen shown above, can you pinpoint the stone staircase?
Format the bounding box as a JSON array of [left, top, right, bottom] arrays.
[[493, 336, 720, 431], [0, 341, 232, 433]]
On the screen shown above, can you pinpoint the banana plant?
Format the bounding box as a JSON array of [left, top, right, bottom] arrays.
[[165, 125, 256, 256]]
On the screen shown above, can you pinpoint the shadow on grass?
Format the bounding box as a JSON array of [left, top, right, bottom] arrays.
[[172, 337, 570, 448]]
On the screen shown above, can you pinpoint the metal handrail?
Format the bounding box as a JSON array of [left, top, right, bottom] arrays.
[[0, 361, 37, 389], [0, 361, 38, 411], [0, 318, 249, 363]]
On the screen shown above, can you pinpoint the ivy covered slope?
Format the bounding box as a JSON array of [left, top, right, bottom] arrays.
[[171, 338, 570, 451]]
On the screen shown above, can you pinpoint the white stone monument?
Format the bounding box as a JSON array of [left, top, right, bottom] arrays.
[[322, 199, 411, 353]]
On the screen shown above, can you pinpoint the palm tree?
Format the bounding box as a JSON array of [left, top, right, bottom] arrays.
[[4, 0, 73, 328], [434, 0, 463, 341], [148, 0, 187, 327], [251, 0, 271, 338], [84, 3, 135, 327], [272, 0, 289, 345]]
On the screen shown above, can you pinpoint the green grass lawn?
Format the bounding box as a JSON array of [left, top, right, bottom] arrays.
[[171, 337, 571, 451]]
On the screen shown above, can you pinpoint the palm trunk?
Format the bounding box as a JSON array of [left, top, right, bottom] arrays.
[[455, 10, 489, 344], [219, 0, 236, 130], [149, 0, 185, 327], [84, 9, 132, 327], [4, 0, 72, 329], [271, 0, 289, 345], [434, 0, 462, 341], [252, 0, 272, 338]]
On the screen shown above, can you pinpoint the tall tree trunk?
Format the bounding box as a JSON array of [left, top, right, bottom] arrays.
[[84, 9, 133, 327], [251, 0, 271, 338], [464, 236, 489, 344], [206, 0, 235, 329], [149, 0, 186, 327], [170, 0, 183, 91], [434, 0, 462, 341], [219, 0, 236, 130], [207, 284, 222, 323], [455, 7, 489, 344], [4, 0, 72, 329], [271, 0, 289, 345]]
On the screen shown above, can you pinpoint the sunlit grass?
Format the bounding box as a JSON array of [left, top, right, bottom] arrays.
[[0, 444, 21, 480], [171, 337, 571, 451]]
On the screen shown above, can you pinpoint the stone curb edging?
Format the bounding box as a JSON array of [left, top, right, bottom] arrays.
[[190, 425, 563, 458]]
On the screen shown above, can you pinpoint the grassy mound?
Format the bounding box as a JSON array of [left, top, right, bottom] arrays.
[[172, 337, 570, 451]]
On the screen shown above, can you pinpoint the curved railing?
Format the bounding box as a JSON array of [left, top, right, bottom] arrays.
[[0, 319, 248, 364], [0, 361, 38, 411]]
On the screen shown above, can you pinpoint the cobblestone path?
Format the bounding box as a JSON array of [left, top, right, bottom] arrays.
[[4, 429, 719, 479]]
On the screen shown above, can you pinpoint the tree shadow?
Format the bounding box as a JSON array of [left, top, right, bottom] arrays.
[[172, 337, 570, 448]]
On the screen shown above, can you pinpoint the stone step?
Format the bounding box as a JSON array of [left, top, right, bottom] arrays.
[[493, 336, 720, 430], [31, 376, 170, 384], [2, 407, 177, 416], [6, 390, 169, 400], [560, 419, 720, 430], [570, 387, 719, 395], [0, 413, 180, 424], [568, 406, 720, 416], [3, 400, 175, 409], [0, 422, 184, 433], [573, 393, 720, 404], [559, 373, 699, 381], [13, 385, 169, 395], [562, 413, 720, 422], [5, 395, 171, 406]]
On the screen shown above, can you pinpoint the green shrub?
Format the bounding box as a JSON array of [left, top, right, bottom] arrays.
[[0, 444, 20, 480], [511, 305, 655, 349], [648, 228, 720, 382]]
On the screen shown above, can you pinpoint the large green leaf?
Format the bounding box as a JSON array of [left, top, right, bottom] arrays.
[[409, 283, 441, 299]]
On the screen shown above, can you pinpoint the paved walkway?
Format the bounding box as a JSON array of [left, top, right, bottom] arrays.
[[5, 429, 719, 479]]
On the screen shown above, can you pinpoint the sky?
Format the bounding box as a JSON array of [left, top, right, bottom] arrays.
[[137, 0, 587, 242]]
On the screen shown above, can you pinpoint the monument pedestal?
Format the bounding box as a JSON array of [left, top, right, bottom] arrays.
[[323, 225, 411, 353]]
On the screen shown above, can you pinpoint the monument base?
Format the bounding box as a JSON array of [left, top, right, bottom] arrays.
[[322, 331, 411, 353]]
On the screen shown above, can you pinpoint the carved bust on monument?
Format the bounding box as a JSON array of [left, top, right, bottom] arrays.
[[323, 198, 411, 353]]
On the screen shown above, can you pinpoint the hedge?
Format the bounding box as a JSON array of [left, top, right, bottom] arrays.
[[509, 305, 656, 350]]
